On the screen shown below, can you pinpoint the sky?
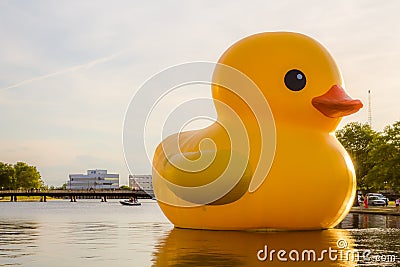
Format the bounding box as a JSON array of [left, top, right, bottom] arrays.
[[0, 1, 399, 186]]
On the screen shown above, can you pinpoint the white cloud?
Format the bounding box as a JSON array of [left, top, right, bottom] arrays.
[[0, 51, 125, 91]]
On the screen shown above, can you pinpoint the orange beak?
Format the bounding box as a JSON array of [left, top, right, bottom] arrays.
[[312, 85, 363, 118]]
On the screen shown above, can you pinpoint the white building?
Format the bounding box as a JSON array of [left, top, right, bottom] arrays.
[[129, 174, 153, 195], [68, 169, 119, 190]]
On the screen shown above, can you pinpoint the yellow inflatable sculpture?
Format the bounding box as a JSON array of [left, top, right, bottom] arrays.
[[152, 32, 363, 230]]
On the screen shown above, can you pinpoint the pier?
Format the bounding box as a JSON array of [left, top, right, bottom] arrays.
[[350, 206, 400, 216], [0, 190, 152, 202]]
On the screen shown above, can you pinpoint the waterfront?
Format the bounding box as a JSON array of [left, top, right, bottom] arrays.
[[0, 200, 399, 267]]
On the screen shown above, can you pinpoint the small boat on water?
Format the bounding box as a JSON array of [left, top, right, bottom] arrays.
[[120, 199, 141, 206]]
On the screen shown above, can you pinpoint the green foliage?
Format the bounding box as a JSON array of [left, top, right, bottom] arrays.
[[0, 162, 15, 189], [336, 122, 377, 190], [0, 162, 42, 190], [49, 183, 67, 190], [365, 122, 400, 191], [60, 183, 67, 190], [119, 185, 132, 190], [336, 121, 400, 192]]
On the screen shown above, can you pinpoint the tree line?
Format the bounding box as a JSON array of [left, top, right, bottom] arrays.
[[336, 121, 400, 193], [0, 162, 43, 190]]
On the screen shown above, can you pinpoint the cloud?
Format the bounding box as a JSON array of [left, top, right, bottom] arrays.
[[0, 51, 126, 92]]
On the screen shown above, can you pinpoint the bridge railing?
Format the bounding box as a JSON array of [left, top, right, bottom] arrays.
[[0, 189, 145, 194]]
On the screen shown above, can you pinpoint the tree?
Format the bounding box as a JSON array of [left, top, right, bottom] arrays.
[[0, 162, 15, 189], [13, 162, 43, 189], [120, 185, 132, 190], [366, 121, 400, 192], [60, 183, 67, 190], [336, 122, 377, 190]]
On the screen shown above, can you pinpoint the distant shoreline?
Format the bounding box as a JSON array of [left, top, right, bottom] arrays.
[[350, 206, 400, 216], [0, 196, 57, 202]]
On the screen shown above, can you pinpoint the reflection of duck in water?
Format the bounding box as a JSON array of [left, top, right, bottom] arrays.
[[152, 228, 356, 267], [153, 32, 362, 230]]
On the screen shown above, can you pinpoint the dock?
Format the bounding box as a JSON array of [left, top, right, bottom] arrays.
[[350, 206, 400, 216]]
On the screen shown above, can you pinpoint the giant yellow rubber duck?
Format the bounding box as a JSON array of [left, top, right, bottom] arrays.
[[152, 32, 363, 230]]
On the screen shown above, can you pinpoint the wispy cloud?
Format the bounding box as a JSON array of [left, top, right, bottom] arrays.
[[0, 50, 125, 92]]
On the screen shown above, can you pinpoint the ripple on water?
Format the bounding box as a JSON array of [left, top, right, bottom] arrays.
[[0, 221, 39, 265]]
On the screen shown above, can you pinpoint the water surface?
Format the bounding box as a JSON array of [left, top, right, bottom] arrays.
[[0, 200, 398, 266]]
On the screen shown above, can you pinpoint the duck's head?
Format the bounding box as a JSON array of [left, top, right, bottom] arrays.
[[212, 32, 363, 132]]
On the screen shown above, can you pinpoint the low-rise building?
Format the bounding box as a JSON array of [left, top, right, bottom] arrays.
[[129, 174, 153, 196], [68, 169, 119, 190]]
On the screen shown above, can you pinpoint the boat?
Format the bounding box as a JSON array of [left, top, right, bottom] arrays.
[[120, 199, 141, 206]]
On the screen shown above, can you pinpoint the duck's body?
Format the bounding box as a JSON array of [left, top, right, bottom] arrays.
[[152, 32, 362, 230], [154, 126, 355, 230]]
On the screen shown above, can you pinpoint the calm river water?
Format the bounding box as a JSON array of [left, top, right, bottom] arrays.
[[0, 200, 399, 267]]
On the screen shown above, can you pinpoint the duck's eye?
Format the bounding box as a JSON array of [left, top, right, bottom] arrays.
[[284, 69, 306, 91]]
